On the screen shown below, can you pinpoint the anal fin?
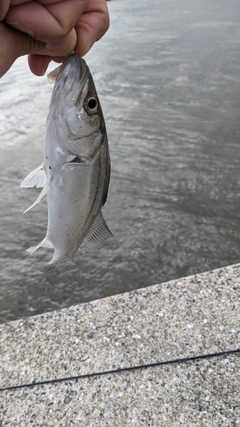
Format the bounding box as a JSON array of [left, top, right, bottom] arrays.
[[27, 237, 53, 254], [84, 211, 113, 249]]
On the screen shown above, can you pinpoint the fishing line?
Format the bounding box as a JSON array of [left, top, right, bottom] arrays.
[[1, 348, 239, 392]]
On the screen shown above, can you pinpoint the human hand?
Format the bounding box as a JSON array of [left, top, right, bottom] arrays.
[[0, 0, 109, 77]]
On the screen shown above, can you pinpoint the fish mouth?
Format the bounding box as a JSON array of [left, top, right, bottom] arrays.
[[53, 54, 89, 103]]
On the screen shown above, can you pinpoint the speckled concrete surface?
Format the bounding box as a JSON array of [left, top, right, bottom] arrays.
[[1, 264, 240, 389], [1, 354, 239, 426]]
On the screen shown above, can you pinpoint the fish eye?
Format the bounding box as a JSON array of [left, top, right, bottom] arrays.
[[84, 96, 99, 115]]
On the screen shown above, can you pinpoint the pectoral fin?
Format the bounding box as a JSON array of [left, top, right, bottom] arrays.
[[21, 165, 48, 213], [20, 164, 46, 188], [84, 211, 113, 249]]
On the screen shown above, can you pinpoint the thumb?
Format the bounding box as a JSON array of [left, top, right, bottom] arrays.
[[0, 23, 45, 77]]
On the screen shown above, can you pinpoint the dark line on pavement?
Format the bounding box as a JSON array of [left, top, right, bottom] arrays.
[[1, 349, 239, 392]]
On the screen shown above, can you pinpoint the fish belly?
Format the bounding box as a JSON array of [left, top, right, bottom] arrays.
[[45, 146, 108, 269]]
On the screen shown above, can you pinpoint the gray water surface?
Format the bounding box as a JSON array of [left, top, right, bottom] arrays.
[[1, 0, 240, 323]]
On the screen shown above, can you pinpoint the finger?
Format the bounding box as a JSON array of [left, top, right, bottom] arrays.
[[0, 22, 45, 77], [28, 29, 77, 76], [74, 0, 109, 57], [5, 0, 89, 43], [0, 0, 11, 20], [0, 21, 76, 77], [28, 54, 64, 76], [28, 0, 109, 75]]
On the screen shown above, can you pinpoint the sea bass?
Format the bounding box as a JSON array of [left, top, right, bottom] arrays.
[[21, 54, 112, 273]]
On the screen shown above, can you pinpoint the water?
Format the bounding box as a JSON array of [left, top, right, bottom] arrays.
[[1, 0, 240, 323]]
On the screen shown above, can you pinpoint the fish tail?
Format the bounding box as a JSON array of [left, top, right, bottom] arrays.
[[39, 255, 74, 274], [39, 263, 56, 275]]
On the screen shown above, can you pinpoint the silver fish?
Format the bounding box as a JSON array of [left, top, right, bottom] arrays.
[[21, 54, 112, 273]]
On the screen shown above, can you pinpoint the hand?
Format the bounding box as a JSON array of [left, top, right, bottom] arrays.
[[0, 0, 109, 77]]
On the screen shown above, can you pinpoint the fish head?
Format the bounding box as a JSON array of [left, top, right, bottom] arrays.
[[48, 54, 105, 161]]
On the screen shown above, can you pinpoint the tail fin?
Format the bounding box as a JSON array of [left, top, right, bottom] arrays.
[[39, 263, 56, 275]]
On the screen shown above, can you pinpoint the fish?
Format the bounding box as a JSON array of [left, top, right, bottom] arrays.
[[21, 54, 112, 273]]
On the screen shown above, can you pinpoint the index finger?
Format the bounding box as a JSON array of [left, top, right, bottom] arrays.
[[5, 0, 89, 43]]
